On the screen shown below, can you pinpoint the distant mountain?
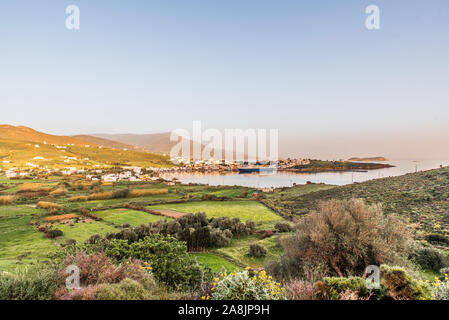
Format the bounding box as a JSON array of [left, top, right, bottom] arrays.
[[348, 156, 388, 162], [91, 132, 202, 156], [72, 135, 137, 151], [0, 125, 99, 147]]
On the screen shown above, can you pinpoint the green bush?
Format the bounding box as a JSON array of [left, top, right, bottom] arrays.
[[96, 278, 152, 300], [249, 243, 268, 258], [104, 235, 211, 291], [380, 265, 431, 300], [274, 222, 292, 233], [315, 277, 370, 300], [0, 268, 58, 300], [414, 247, 449, 272]]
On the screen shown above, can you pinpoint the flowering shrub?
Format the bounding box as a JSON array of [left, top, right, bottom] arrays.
[[204, 269, 284, 300], [284, 279, 315, 300], [431, 273, 449, 300]]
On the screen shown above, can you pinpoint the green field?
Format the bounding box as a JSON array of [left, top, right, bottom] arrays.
[[0, 216, 56, 271], [212, 235, 283, 268], [94, 208, 172, 226], [148, 200, 284, 229], [56, 221, 118, 243], [190, 253, 240, 273]]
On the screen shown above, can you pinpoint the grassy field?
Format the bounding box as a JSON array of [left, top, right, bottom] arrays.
[[190, 253, 240, 273], [55, 221, 118, 244], [212, 235, 283, 268], [94, 208, 172, 226], [148, 200, 285, 230], [0, 216, 56, 271]]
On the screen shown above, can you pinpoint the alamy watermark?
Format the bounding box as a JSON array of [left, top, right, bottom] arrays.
[[66, 5, 80, 30], [170, 121, 279, 168], [365, 5, 380, 30]]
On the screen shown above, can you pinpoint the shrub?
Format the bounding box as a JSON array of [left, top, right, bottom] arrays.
[[424, 233, 449, 246], [210, 228, 232, 248], [277, 198, 414, 277], [315, 277, 370, 300], [0, 195, 14, 205], [128, 189, 168, 197], [49, 188, 66, 197], [0, 267, 58, 300], [95, 278, 152, 300], [45, 229, 63, 239], [17, 183, 49, 192], [87, 191, 113, 201], [207, 270, 284, 300], [112, 189, 130, 199], [284, 279, 315, 300], [249, 243, 268, 258], [439, 267, 449, 280], [432, 278, 449, 300], [274, 222, 292, 233], [37, 201, 63, 214], [68, 195, 89, 202], [104, 235, 210, 291], [380, 265, 431, 300], [414, 247, 449, 272]]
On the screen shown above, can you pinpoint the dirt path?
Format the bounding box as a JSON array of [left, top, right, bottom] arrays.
[[148, 209, 186, 219]]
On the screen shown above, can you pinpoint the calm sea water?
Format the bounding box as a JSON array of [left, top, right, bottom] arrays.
[[160, 160, 449, 188]]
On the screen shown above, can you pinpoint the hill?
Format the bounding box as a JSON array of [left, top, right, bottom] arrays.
[[0, 125, 97, 147], [72, 135, 137, 151], [0, 138, 171, 169], [266, 166, 449, 242], [348, 156, 388, 162], [91, 132, 204, 156]]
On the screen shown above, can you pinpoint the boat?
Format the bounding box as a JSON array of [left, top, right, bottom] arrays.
[[238, 166, 276, 174]]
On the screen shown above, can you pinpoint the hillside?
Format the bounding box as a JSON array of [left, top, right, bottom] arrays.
[[91, 132, 204, 156], [72, 135, 138, 151], [0, 138, 172, 169], [0, 125, 97, 147], [266, 166, 449, 240], [348, 156, 388, 162]]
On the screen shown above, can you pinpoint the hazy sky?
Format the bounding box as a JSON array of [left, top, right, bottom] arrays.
[[1, 1, 448, 159]]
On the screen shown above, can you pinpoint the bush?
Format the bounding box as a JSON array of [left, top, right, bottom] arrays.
[[439, 267, 449, 280], [284, 279, 315, 300], [17, 183, 49, 192], [432, 280, 449, 300], [249, 243, 268, 258], [68, 195, 88, 202], [104, 235, 210, 291], [424, 233, 449, 246], [95, 278, 152, 300], [112, 189, 130, 199], [45, 229, 63, 239], [414, 247, 449, 272], [37, 201, 63, 213], [49, 188, 66, 197], [207, 270, 284, 300], [128, 189, 168, 197], [277, 198, 414, 277], [315, 277, 370, 300], [0, 267, 58, 300], [380, 265, 431, 300], [0, 195, 14, 205], [274, 222, 292, 233]]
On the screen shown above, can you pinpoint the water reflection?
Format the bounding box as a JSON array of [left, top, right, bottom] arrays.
[[160, 160, 449, 188]]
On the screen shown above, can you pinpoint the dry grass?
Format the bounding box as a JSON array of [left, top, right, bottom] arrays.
[[18, 183, 50, 192], [45, 214, 79, 222], [128, 189, 168, 197], [68, 195, 89, 202], [0, 195, 14, 205], [37, 201, 63, 211], [50, 188, 66, 196], [87, 191, 113, 201]]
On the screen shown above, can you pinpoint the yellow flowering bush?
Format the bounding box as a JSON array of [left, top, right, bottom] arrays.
[[431, 273, 449, 300], [202, 269, 285, 300]]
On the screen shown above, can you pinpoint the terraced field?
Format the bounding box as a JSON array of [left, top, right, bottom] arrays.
[[148, 200, 285, 230]]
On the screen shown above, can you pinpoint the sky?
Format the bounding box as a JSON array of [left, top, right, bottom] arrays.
[[0, 0, 448, 159]]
